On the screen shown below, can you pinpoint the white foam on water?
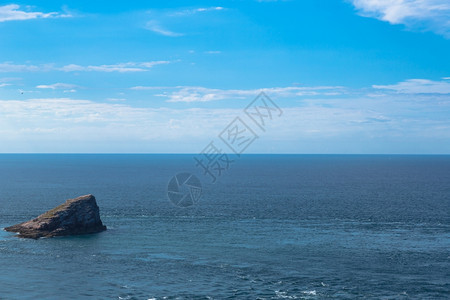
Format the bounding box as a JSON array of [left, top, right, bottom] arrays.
[[302, 290, 317, 296], [0, 228, 14, 241], [275, 290, 298, 299]]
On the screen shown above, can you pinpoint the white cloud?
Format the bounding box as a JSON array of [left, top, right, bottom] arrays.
[[1, 76, 450, 153], [169, 6, 224, 16], [0, 83, 11, 87], [185, 6, 224, 14], [196, 7, 224, 12], [130, 86, 169, 90], [0, 4, 70, 22], [149, 86, 344, 102], [106, 98, 126, 102], [145, 21, 184, 37], [0, 61, 172, 73], [373, 78, 450, 94], [0, 98, 356, 141], [140, 61, 172, 68], [1, 92, 449, 153], [351, 0, 450, 37], [0, 62, 47, 72], [204, 51, 222, 54], [59, 61, 172, 72], [36, 83, 79, 90], [60, 63, 142, 72], [146, 6, 225, 36], [0, 98, 238, 147]]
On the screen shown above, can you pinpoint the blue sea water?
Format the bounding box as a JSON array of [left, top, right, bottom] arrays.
[[0, 154, 449, 299]]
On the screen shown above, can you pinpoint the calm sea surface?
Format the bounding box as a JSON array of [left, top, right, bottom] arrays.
[[0, 154, 449, 299]]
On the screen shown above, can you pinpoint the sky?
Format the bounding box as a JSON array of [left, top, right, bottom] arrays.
[[0, 0, 450, 153]]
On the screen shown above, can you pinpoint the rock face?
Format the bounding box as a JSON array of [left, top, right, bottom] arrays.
[[4, 194, 107, 239]]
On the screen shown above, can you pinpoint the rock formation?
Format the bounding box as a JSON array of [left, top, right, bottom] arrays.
[[4, 194, 107, 239]]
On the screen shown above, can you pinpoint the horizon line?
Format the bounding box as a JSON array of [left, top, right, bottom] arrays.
[[0, 153, 449, 155]]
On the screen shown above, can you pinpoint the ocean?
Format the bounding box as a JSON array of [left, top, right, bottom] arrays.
[[0, 154, 449, 299]]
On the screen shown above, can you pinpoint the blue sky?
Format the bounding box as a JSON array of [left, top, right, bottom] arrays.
[[0, 0, 450, 153]]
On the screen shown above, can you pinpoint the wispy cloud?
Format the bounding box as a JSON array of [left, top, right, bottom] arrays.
[[36, 83, 80, 93], [0, 62, 46, 72], [1, 79, 448, 153], [0, 4, 71, 22], [137, 86, 345, 102], [106, 98, 126, 102], [130, 86, 170, 90], [1, 90, 449, 153], [145, 6, 225, 37], [196, 7, 224, 12], [36, 83, 78, 90], [350, 0, 450, 37], [0, 61, 172, 73], [373, 78, 450, 94], [58, 61, 172, 72], [145, 21, 184, 37], [169, 7, 224, 16], [0, 98, 378, 143], [129, 79, 450, 103], [0, 98, 237, 149]]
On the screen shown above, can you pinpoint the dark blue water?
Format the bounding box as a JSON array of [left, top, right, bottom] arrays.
[[0, 155, 449, 299]]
